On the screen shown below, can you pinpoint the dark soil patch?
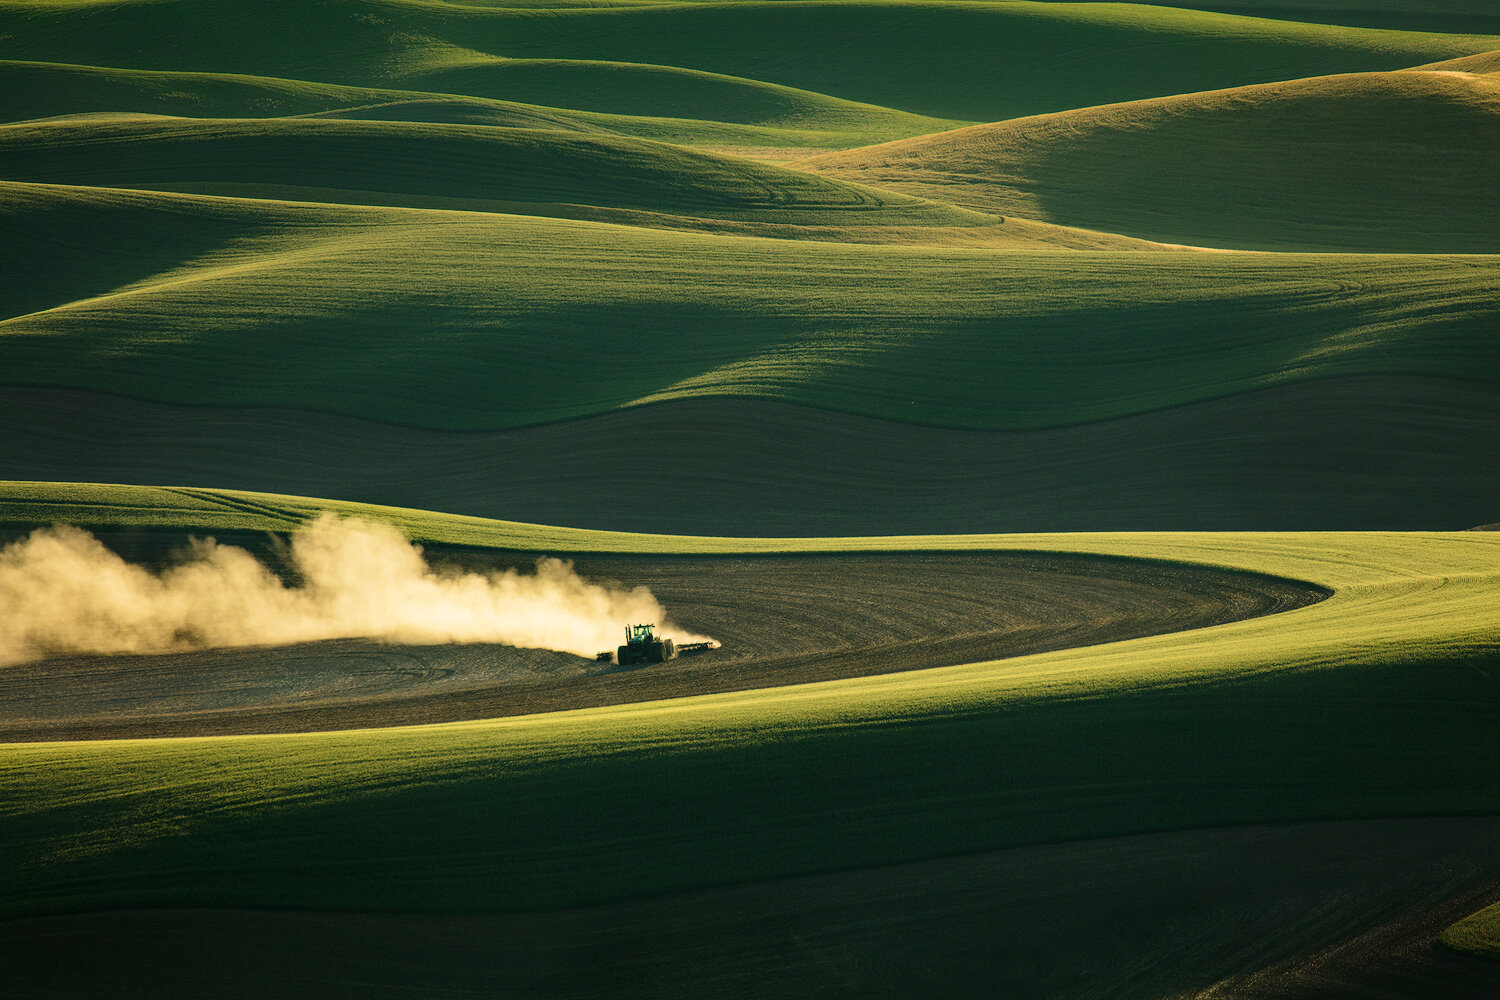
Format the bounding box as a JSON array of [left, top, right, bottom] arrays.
[[0, 548, 1325, 740]]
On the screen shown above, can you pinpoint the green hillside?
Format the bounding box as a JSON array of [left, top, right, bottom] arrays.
[[0, 60, 609, 133], [0, 59, 957, 150], [1152, 1, 1500, 33], [0, 481, 670, 552], [5, 377, 1500, 536], [801, 69, 1500, 252], [0, 118, 992, 225], [1412, 48, 1500, 72], [389, 58, 962, 134], [0, 0, 1492, 122], [4, 1, 1500, 991], [2, 182, 1496, 431], [1, 510, 1497, 916], [1443, 900, 1500, 959]]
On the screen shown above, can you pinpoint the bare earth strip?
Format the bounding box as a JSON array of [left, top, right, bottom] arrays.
[[2, 376, 1498, 535], [2, 816, 1497, 999], [0, 549, 1325, 741]]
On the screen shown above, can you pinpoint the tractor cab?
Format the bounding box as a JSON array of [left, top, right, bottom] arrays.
[[626, 624, 658, 646], [616, 623, 677, 666]]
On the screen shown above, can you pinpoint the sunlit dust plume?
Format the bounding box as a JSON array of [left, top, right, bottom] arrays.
[[0, 514, 710, 665]]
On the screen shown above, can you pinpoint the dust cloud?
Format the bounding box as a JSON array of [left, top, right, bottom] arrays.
[[0, 514, 709, 665]]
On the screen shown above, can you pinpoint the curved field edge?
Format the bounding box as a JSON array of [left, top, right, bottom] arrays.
[[3, 183, 1499, 433], [0, 59, 964, 150], [0, 480, 765, 551], [0, 479, 1441, 558], [1145, 2, 1500, 35], [1, 483, 1498, 917], [0, 118, 999, 228], [797, 69, 1500, 253], [0, 548, 1329, 742], [1, 0, 1495, 123]]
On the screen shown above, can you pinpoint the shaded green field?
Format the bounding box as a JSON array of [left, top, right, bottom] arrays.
[[386, 57, 964, 138], [802, 69, 1500, 252], [2, 487, 1498, 916], [1155, 1, 1500, 34], [6, 822, 1499, 1000], [0, 59, 959, 150], [4, 0, 1500, 991], [3, 378, 1499, 536], [0, 480, 655, 552], [1417, 48, 1500, 72], [0, 117, 993, 225], [2, 182, 1496, 430], [0, 0, 1492, 122]]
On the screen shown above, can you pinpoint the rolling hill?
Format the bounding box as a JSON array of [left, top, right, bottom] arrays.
[[4, 1, 1500, 995], [0, 488, 1497, 999], [1412, 47, 1500, 72], [0, 0, 1494, 122], [800, 68, 1500, 252], [4, 170, 1496, 529], [3, 182, 1495, 432], [0, 489, 1496, 919], [0, 482, 1328, 741], [1152, 1, 1500, 34], [0, 58, 959, 151], [8, 376, 1500, 535], [1444, 901, 1500, 959], [0, 117, 996, 225]]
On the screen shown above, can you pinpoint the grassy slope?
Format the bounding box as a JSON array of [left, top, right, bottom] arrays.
[[1413, 48, 1500, 73], [1, 487, 1497, 916], [0, 0, 1493, 122], [7, 378, 1500, 535], [1, 0, 1497, 956], [7, 825, 1500, 1000], [387, 57, 963, 136], [0, 117, 994, 226], [1153, 0, 1495, 13], [1147, 1, 1500, 34], [0, 481, 656, 551], [2, 182, 1497, 431], [0, 59, 958, 150], [800, 69, 1500, 252], [1442, 902, 1500, 959]]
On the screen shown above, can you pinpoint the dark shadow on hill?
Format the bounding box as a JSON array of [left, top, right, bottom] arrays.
[[2, 377, 1499, 535], [2, 816, 1499, 999]]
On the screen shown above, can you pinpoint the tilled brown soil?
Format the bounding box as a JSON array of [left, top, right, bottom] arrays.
[[2, 377, 1499, 535], [0, 548, 1325, 741], [3, 816, 1498, 999]]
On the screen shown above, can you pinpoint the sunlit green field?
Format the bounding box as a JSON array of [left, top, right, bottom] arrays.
[[4, 0, 1500, 991], [4, 182, 1497, 430], [1445, 902, 1500, 959], [3, 484, 1499, 919], [802, 69, 1500, 252]]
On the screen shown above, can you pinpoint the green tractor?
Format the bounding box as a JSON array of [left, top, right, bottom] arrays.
[[616, 623, 677, 666]]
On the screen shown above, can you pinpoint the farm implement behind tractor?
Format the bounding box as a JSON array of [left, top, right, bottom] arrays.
[[598, 624, 717, 666]]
